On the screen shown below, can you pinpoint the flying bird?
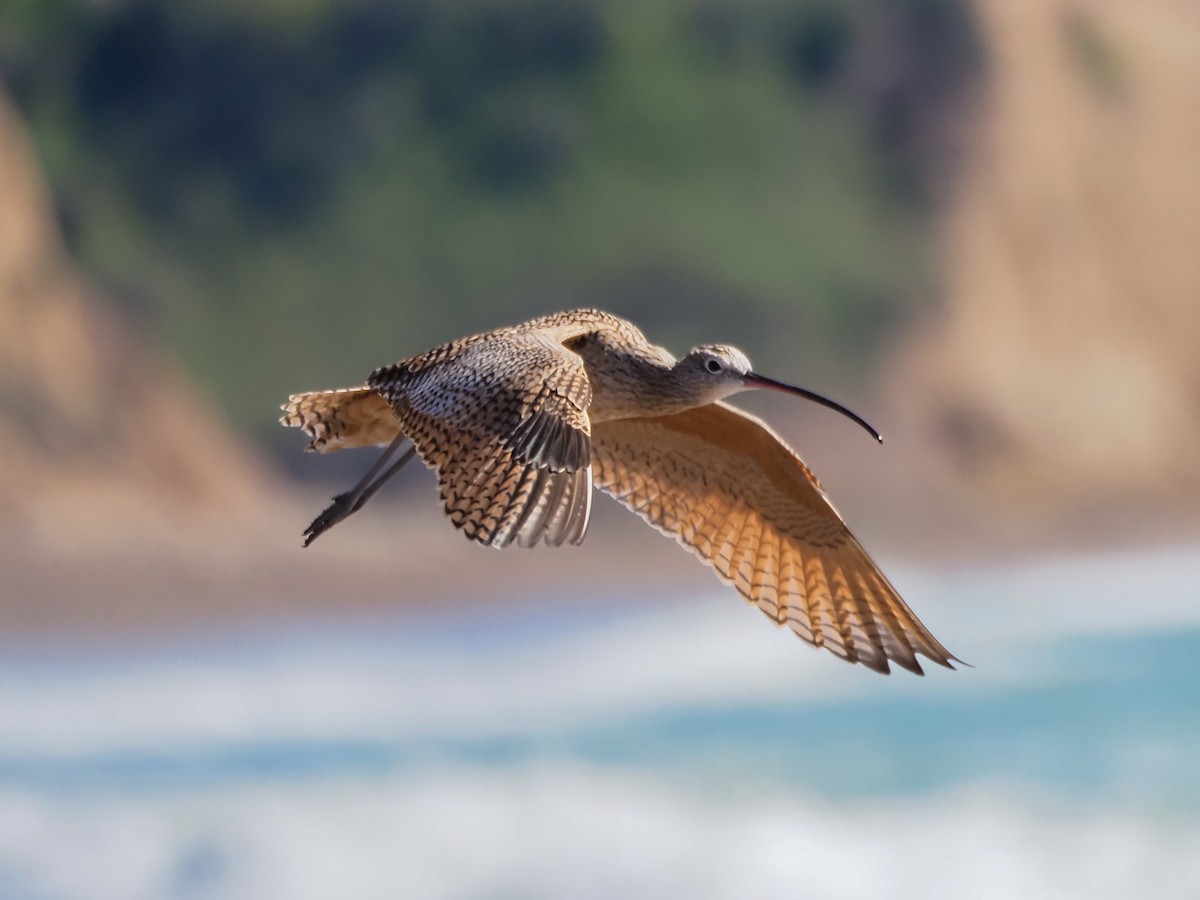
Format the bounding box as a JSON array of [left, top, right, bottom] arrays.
[[281, 309, 957, 675]]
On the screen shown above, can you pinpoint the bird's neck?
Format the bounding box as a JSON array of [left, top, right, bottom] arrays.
[[574, 340, 707, 423]]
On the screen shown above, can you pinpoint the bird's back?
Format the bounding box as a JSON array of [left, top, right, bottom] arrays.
[[383, 309, 644, 375], [366, 309, 676, 422], [280, 309, 648, 453]]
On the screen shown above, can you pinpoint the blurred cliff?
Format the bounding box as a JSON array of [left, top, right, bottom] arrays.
[[0, 90, 275, 559], [888, 0, 1200, 542]]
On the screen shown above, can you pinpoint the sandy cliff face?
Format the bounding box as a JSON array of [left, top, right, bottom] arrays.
[[888, 0, 1200, 535], [0, 90, 275, 558]]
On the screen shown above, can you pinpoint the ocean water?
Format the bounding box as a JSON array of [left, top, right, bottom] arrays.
[[0, 545, 1197, 899]]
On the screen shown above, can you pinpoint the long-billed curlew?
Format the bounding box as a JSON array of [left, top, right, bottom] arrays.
[[281, 309, 958, 675]]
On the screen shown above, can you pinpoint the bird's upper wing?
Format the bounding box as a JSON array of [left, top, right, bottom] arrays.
[[590, 402, 958, 674], [368, 332, 594, 549]]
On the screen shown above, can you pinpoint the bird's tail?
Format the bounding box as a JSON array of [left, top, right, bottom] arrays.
[[279, 386, 403, 453]]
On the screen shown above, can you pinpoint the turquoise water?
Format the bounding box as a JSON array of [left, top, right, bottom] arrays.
[[0, 546, 1197, 899]]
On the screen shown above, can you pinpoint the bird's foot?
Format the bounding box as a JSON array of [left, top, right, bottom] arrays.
[[302, 491, 356, 547]]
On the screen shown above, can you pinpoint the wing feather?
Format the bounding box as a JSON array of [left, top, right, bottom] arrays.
[[368, 333, 595, 549], [564, 465, 594, 546], [591, 402, 957, 675]]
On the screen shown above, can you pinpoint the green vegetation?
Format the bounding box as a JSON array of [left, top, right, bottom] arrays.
[[1, 0, 978, 449], [1063, 11, 1125, 100]]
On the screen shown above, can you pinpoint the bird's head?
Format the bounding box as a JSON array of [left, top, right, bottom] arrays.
[[680, 344, 882, 443], [682, 344, 754, 395]]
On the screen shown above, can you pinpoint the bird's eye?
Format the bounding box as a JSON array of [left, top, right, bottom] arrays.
[[705, 359, 722, 374]]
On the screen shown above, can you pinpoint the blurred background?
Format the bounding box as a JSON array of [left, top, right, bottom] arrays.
[[1, 0, 1198, 897]]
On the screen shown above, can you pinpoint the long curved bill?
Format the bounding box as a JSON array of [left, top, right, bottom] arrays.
[[743, 373, 883, 443]]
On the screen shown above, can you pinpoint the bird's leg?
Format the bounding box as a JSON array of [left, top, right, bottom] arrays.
[[347, 444, 417, 514], [303, 435, 416, 547]]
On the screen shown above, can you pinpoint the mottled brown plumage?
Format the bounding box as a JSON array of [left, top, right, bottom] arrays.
[[280, 387, 398, 452], [280, 309, 958, 675]]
